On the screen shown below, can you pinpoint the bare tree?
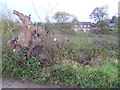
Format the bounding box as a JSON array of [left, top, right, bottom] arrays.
[[43, 2, 58, 23], [31, 0, 58, 23], [31, 0, 42, 22]]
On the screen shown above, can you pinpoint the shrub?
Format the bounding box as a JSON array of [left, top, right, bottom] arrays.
[[51, 64, 77, 85], [49, 60, 118, 88], [2, 45, 119, 88], [2, 26, 118, 88]]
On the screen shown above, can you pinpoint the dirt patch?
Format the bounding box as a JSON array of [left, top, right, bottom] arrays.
[[2, 78, 79, 88], [2, 78, 59, 88]]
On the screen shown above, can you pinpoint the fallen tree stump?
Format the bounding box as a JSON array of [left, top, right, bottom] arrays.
[[8, 10, 49, 63]]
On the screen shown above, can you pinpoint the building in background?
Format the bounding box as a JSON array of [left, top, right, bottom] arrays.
[[72, 22, 91, 32], [109, 23, 117, 30]]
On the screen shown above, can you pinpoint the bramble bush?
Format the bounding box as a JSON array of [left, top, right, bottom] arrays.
[[2, 38, 119, 87]]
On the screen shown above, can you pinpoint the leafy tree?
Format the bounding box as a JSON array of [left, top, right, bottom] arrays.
[[111, 16, 116, 23], [53, 11, 71, 23], [90, 6, 109, 34], [72, 17, 79, 25], [0, 4, 19, 34], [0, 4, 20, 45], [110, 15, 118, 26]]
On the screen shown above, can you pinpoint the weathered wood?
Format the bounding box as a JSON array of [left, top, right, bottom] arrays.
[[27, 36, 43, 58], [13, 10, 32, 26], [8, 10, 50, 62], [13, 10, 40, 48], [17, 26, 32, 48]]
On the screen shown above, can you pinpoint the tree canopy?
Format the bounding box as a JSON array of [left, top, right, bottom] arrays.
[[72, 17, 79, 25], [110, 15, 117, 23], [53, 11, 73, 23], [90, 6, 109, 22], [90, 6, 109, 34]]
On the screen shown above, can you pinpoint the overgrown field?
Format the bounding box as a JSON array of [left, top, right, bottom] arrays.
[[2, 29, 119, 88], [1, 18, 119, 88]]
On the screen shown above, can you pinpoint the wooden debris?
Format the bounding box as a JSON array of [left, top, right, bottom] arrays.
[[8, 10, 48, 60]]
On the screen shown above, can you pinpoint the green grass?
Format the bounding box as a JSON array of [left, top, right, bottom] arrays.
[[69, 32, 118, 44]]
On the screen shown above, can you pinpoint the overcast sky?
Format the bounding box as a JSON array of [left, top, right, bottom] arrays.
[[0, 0, 119, 22]]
